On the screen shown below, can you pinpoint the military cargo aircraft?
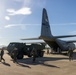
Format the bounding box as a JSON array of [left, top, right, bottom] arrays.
[[21, 8, 76, 53]]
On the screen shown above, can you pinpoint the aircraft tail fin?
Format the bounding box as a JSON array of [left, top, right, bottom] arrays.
[[41, 8, 53, 37], [21, 8, 76, 41]]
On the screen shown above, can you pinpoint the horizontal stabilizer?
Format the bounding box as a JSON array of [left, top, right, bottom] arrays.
[[54, 35, 76, 38]]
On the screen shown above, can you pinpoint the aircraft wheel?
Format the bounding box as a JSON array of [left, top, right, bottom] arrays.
[[28, 55, 32, 57], [58, 49, 61, 54], [50, 49, 54, 54], [39, 51, 45, 57]]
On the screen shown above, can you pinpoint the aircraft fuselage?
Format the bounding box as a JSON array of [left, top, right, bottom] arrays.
[[44, 38, 75, 52]]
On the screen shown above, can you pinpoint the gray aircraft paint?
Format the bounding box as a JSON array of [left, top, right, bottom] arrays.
[[40, 8, 75, 51], [21, 8, 76, 52], [41, 8, 52, 37]]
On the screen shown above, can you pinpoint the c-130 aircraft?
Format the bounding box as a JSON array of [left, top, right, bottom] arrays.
[[21, 8, 76, 53]]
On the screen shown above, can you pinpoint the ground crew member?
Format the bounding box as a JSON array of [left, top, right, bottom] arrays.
[[12, 47, 18, 63], [68, 48, 73, 61], [31, 48, 37, 63], [47, 49, 49, 54], [0, 48, 5, 62]]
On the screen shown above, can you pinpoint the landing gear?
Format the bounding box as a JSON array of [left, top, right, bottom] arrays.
[[57, 48, 62, 54], [50, 48, 62, 54], [50, 49, 54, 54]]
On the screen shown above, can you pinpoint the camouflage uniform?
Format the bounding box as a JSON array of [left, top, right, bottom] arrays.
[[12, 48, 18, 63], [0, 48, 5, 62], [68, 49, 73, 61], [47, 49, 49, 54], [32, 49, 37, 63]]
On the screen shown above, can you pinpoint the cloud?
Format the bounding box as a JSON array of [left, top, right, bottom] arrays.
[[4, 24, 26, 30], [4, 22, 76, 29], [4, 24, 18, 28], [7, 9, 15, 13], [5, 16, 10, 20], [6, 7, 32, 16], [4, 23, 40, 30]]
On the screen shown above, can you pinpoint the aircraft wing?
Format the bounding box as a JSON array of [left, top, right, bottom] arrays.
[[66, 40, 76, 43], [21, 36, 51, 40], [21, 37, 41, 40], [21, 35, 76, 40], [21, 36, 55, 41], [54, 35, 76, 38]]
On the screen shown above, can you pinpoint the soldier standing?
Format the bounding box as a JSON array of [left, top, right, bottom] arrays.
[[32, 48, 37, 63], [12, 48, 18, 63], [68, 48, 73, 61], [0, 48, 5, 62], [47, 49, 49, 55]]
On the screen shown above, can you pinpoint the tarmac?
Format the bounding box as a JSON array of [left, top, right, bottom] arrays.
[[0, 50, 76, 75]]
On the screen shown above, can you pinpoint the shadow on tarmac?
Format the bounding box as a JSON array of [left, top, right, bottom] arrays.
[[17, 56, 65, 68], [41, 63, 60, 68], [2, 62, 11, 66], [17, 51, 76, 68], [10, 59, 31, 68], [16, 63, 31, 69]]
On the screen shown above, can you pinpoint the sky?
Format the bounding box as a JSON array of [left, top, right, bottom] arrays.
[[0, 0, 76, 46]]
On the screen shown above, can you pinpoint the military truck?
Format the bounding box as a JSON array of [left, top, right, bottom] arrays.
[[7, 42, 45, 59]]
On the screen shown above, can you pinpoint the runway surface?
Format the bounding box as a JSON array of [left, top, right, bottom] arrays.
[[0, 50, 76, 75]]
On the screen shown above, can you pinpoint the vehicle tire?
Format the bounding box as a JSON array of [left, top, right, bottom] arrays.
[[17, 53, 24, 59], [40, 51, 45, 57], [28, 54, 32, 57]]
